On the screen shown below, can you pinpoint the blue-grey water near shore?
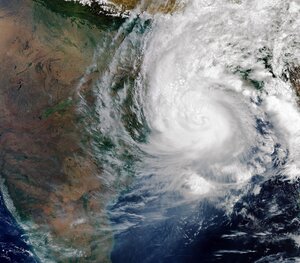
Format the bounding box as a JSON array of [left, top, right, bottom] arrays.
[[0, 192, 38, 263]]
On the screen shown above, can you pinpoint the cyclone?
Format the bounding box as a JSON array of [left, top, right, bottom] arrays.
[[100, 0, 300, 198], [81, 0, 300, 261]]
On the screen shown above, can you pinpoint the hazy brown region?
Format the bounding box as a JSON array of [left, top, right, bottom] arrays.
[[290, 67, 300, 99], [0, 1, 114, 262], [113, 0, 179, 13]]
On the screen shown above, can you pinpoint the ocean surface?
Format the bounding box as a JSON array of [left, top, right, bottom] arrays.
[[0, 191, 38, 263]]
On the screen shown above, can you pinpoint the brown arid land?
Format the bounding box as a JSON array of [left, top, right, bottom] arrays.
[[0, 0, 121, 262]]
